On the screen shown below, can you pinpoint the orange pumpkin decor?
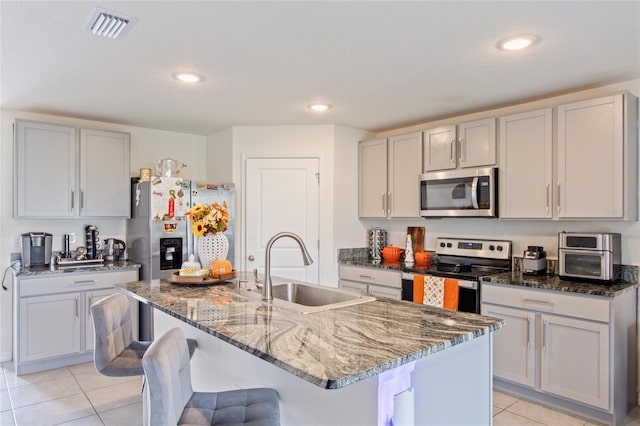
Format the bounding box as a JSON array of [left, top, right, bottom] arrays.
[[211, 259, 233, 278], [381, 245, 403, 262], [414, 251, 431, 265]]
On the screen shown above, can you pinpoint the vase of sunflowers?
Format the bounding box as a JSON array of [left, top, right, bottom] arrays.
[[185, 201, 230, 268]]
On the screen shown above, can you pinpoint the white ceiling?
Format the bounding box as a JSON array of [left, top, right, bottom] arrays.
[[1, 1, 639, 135]]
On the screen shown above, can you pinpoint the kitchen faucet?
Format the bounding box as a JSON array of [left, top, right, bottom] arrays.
[[262, 232, 313, 301]]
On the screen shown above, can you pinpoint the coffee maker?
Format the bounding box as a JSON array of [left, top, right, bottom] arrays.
[[21, 232, 52, 267]]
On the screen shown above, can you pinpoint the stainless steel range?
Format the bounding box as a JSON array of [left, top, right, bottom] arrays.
[[401, 237, 512, 313]]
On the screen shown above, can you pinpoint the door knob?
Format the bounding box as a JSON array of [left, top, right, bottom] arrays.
[[248, 255, 255, 261]]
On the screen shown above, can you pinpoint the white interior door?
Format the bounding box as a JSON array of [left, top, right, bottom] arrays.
[[244, 157, 319, 284]]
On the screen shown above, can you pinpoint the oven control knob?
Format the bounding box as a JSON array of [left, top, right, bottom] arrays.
[[446, 243, 452, 248], [440, 242, 446, 248], [489, 245, 495, 251], [497, 246, 503, 252]]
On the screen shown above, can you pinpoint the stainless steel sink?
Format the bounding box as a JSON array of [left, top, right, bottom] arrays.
[[237, 282, 375, 314]]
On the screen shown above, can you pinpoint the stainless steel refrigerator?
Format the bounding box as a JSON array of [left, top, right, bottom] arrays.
[[127, 178, 235, 339]]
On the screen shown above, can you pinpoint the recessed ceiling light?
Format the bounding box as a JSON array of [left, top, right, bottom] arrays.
[[497, 35, 540, 51], [308, 103, 332, 112], [172, 72, 204, 83]]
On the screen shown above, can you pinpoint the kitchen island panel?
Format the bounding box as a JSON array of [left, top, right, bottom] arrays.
[[154, 308, 493, 426]]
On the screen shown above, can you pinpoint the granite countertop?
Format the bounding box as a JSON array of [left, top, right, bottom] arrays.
[[481, 271, 638, 297], [15, 260, 141, 277], [340, 257, 638, 298], [116, 272, 503, 390]]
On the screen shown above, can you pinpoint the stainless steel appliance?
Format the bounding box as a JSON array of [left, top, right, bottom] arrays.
[[522, 246, 547, 275], [103, 238, 127, 262], [21, 232, 52, 267], [419, 167, 498, 217], [558, 232, 620, 282], [127, 178, 235, 339], [401, 237, 511, 313], [368, 228, 387, 262]]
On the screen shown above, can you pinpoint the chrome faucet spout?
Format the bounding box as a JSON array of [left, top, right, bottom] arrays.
[[262, 232, 314, 301]]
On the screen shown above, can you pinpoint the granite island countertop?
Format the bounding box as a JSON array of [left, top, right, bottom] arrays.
[[15, 260, 141, 277], [481, 271, 638, 297], [116, 272, 503, 389]]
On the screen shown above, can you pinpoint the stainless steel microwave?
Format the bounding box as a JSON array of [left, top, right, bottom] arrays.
[[558, 232, 621, 282], [419, 167, 498, 217]]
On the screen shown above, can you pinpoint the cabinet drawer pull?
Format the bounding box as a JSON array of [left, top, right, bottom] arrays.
[[358, 275, 374, 280], [70, 279, 98, 285], [523, 298, 554, 306]]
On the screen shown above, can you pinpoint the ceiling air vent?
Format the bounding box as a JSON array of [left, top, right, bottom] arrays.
[[85, 8, 136, 39]]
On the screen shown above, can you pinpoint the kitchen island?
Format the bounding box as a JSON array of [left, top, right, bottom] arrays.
[[116, 273, 503, 425]]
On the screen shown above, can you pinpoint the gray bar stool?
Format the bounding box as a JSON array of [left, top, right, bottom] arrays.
[[90, 292, 197, 377], [142, 327, 280, 426]]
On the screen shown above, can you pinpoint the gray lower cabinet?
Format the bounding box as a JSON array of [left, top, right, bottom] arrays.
[[338, 265, 402, 300], [14, 269, 139, 375], [481, 282, 636, 425]]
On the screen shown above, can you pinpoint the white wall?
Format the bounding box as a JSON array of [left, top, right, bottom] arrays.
[[367, 79, 640, 265], [0, 109, 207, 360]]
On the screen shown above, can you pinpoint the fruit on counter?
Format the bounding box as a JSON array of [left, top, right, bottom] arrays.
[[179, 269, 211, 277], [211, 259, 233, 278]]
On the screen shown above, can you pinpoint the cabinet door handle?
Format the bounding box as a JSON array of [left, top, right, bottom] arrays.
[[88, 295, 93, 316], [459, 138, 465, 163], [71, 190, 74, 211], [545, 184, 550, 213], [542, 319, 548, 351], [557, 181, 561, 213], [381, 193, 386, 214], [80, 190, 84, 212], [75, 296, 79, 319], [70, 279, 98, 285], [526, 317, 530, 346], [450, 140, 455, 164], [387, 192, 392, 215]]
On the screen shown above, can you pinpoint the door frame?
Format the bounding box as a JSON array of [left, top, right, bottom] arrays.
[[241, 154, 325, 282]]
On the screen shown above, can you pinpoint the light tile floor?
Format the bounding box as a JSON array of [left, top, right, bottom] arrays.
[[1, 361, 640, 425]]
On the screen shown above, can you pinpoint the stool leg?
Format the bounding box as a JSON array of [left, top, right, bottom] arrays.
[[142, 376, 150, 426]]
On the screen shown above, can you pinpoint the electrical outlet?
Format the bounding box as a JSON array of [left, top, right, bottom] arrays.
[[13, 235, 22, 249], [68, 232, 76, 244]]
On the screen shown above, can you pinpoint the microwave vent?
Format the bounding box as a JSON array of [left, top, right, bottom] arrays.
[[85, 8, 136, 39]]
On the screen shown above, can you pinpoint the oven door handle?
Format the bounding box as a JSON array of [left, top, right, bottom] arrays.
[[457, 280, 478, 290], [471, 177, 479, 209]]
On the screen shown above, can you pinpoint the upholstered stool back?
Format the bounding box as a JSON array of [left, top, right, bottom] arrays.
[[143, 327, 280, 426], [90, 292, 149, 376]]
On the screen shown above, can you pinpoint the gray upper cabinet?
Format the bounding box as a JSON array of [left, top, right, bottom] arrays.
[[557, 93, 637, 220], [15, 120, 77, 217], [423, 118, 496, 172], [79, 128, 130, 217], [15, 120, 131, 218], [358, 132, 422, 219], [499, 108, 553, 219]]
